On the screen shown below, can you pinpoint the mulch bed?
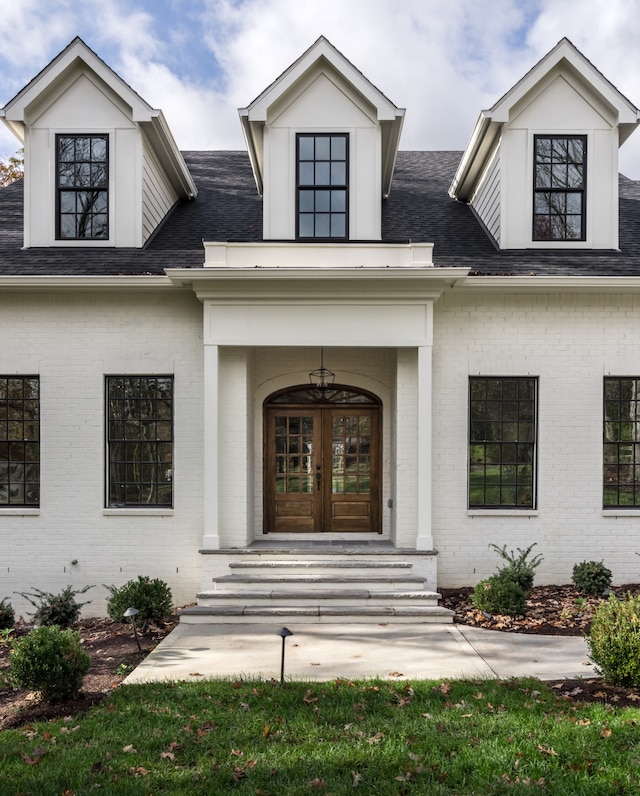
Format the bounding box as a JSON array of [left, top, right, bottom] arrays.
[[438, 583, 640, 709], [2, 585, 640, 728], [0, 615, 178, 731]]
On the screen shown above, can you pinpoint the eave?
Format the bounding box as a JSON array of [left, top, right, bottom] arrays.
[[459, 275, 640, 293], [0, 275, 177, 292], [165, 265, 469, 302]]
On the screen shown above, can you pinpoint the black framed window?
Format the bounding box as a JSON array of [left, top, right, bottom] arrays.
[[533, 135, 586, 241], [469, 377, 537, 508], [603, 377, 640, 507], [106, 376, 173, 508], [57, 134, 108, 240], [0, 377, 39, 507], [297, 133, 348, 240]]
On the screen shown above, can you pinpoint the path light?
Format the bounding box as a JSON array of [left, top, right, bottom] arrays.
[[123, 607, 142, 651], [276, 626, 293, 684]]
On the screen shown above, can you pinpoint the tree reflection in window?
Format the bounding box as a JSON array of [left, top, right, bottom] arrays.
[[107, 376, 173, 507], [469, 377, 537, 508], [533, 136, 586, 241], [57, 135, 108, 239], [0, 376, 39, 506], [603, 378, 640, 507]]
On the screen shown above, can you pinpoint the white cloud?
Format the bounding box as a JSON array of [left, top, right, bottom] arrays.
[[1, 0, 640, 176]]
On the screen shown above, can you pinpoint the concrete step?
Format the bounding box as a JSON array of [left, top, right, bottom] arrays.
[[196, 588, 443, 608], [179, 604, 455, 625], [212, 574, 427, 591], [228, 560, 414, 577]]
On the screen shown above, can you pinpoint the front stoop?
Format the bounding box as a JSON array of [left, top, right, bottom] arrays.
[[180, 548, 454, 625]]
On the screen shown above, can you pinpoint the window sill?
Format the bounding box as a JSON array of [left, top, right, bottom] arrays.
[[103, 508, 174, 517], [467, 509, 539, 517], [602, 509, 640, 517], [0, 508, 40, 516]]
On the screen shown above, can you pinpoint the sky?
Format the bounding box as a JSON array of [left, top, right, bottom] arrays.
[[2, 0, 640, 177]]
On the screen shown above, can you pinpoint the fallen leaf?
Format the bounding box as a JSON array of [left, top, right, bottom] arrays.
[[601, 727, 612, 738], [310, 778, 326, 788], [303, 690, 319, 704], [352, 770, 363, 787], [122, 744, 137, 753], [389, 671, 404, 677], [160, 752, 175, 761], [537, 745, 558, 756], [231, 749, 244, 757], [189, 672, 202, 677]]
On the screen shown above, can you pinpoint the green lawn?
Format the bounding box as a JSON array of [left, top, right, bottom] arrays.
[[2, 678, 640, 794]]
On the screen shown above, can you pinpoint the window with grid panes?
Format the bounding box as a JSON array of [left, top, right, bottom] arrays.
[[603, 377, 640, 507], [0, 377, 39, 507], [468, 377, 537, 508], [297, 133, 348, 240], [533, 135, 586, 241], [56, 134, 108, 240], [106, 376, 173, 507]]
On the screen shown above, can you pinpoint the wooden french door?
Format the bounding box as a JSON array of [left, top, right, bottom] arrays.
[[264, 388, 381, 533]]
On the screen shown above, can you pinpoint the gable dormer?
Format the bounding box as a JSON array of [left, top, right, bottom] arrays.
[[0, 37, 196, 248], [450, 38, 640, 250], [239, 37, 405, 241]]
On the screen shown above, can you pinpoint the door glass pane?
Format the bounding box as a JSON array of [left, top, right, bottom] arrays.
[[274, 414, 315, 494], [329, 413, 373, 494]]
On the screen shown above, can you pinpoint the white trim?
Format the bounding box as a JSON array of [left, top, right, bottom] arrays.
[[102, 509, 174, 517], [467, 510, 540, 517]]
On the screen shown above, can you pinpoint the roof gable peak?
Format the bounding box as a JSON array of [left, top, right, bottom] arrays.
[[1, 36, 154, 125]]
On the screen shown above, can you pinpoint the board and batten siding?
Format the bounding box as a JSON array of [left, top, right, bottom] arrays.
[[141, 136, 179, 243], [470, 148, 501, 246]]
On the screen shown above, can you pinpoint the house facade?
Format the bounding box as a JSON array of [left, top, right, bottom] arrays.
[[2, 37, 640, 620]]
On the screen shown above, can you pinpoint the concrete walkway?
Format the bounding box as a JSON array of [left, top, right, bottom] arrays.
[[124, 623, 596, 684]]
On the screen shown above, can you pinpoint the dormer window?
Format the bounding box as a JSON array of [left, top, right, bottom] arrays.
[[533, 135, 586, 241], [56, 134, 109, 240], [296, 133, 348, 240]]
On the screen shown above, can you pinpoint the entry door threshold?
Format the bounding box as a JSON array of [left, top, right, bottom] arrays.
[[249, 538, 395, 549]]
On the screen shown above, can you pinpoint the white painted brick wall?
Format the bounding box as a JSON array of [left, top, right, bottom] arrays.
[[0, 291, 204, 618], [433, 290, 640, 588]]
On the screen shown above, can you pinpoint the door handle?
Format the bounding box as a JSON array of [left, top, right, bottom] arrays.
[[316, 471, 321, 491]]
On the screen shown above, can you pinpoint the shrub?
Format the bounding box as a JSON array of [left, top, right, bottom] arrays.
[[572, 560, 613, 596], [105, 576, 173, 626], [0, 597, 14, 630], [16, 585, 93, 628], [488, 542, 543, 594], [588, 593, 640, 686], [9, 625, 91, 702], [472, 574, 527, 617]]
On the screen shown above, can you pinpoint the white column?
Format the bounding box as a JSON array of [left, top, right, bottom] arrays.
[[202, 344, 220, 549], [416, 345, 434, 550]]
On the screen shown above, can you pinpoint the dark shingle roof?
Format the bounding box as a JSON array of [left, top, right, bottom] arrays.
[[1, 149, 640, 277]]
